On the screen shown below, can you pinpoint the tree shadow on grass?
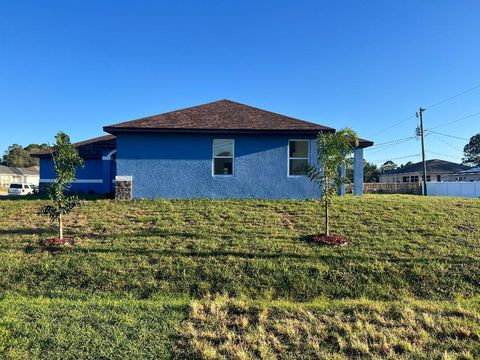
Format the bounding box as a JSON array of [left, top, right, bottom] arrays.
[[0, 228, 56, 236], [0, 243, 475, 266]]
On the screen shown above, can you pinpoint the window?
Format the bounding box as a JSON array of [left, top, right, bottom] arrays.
[[437, 175, 441, 182], [411, 175, 419, 183], [402, 176, 409, 183], [213, 139, 234, 175], [288, 140, 309, 176]]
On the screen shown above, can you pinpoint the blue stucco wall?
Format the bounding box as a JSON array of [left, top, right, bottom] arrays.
[[116, 133, 321, 199], [39, 158, 106, 194]]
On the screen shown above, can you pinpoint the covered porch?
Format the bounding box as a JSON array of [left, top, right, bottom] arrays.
[[339, 138, 373, 196]]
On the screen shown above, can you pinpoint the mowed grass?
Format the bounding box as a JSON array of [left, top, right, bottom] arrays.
[[177, 296, 480, 359], [0, 195, 479, 300], [0, 195, 479, 358]]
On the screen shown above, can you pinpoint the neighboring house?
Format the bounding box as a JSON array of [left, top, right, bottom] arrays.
[[379, 159, 471, 183], [0, 165, 40, 187], [33, 135, 116, 194], [33, 100, 373, 199], [445, 167, 480, 182]]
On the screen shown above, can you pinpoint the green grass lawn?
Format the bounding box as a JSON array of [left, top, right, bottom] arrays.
[[0, 195, 479, 359]]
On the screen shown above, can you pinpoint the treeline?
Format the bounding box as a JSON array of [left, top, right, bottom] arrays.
[[1, 144, 49, 168]]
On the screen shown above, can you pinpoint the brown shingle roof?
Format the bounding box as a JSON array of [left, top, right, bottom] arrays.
[[383, 159, 471, 175], [0, 165, 39, 176], [103, 99, 335, 134], [31, 135, 116, 158]]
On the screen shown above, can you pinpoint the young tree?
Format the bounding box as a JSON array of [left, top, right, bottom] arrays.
[[306, 128, 359, 236], [38, 132, 84, 240], [463, 133, 480, 167]]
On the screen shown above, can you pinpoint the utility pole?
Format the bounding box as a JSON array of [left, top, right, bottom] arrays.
[[416, 108, 427, 196]]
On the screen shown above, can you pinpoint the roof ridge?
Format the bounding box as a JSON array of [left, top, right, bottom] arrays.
[[103, 99, 337, 134]]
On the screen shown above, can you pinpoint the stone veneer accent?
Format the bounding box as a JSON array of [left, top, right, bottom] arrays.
[[115, 176, 132, 200]]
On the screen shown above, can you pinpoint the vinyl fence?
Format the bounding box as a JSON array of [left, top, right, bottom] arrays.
[[426, 182, 480, 198]]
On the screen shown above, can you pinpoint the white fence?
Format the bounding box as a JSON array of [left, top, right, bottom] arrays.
[[426, 182, 480, 198]]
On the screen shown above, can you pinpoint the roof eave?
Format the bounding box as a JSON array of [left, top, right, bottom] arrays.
[[103, 126, 335, 135], [357, 139, 374, 149]]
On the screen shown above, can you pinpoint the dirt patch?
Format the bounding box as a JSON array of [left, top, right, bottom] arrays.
[[39, 237, 75, 247], [307, 233, 348, 246]]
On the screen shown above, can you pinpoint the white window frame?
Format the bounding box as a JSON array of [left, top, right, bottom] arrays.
[[288, 139, 310, 177], [212, 139, 235, 177]]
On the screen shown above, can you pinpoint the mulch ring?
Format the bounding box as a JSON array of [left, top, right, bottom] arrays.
[[39, 237, 75, 247], [307, 234, 348, 246]]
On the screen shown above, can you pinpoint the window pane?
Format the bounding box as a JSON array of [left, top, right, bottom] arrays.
[[214, 139, 233, 157], [289, 159, 308, 176], [214, 158, 233, 175], [289, 140, 308, 158]]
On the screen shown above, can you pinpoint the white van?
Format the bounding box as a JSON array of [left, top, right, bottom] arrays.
[[8, 183, 36, 195]]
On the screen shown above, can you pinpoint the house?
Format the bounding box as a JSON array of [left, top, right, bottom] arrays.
[[0, 165, 39, 187], [33, 100, 373, 199], [379, 159, 471, 183], [445, 167, 480, 182], [33, 135, 116, 194]]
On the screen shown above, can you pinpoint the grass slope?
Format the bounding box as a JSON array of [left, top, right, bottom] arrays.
[[0, 195, 479, 358]]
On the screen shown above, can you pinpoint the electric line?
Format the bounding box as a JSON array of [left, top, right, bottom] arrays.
[[369, 81, 480, 138], [429, 133, 464, 152], [370, 114, 416, 137], [427, 110, 480, 130], [369, 153, 421, 165], [426, 150, 463, 160], [366, 137, 417, 156], [425, 82, 480, 110], [365, 136, 416, 150], [425, 130, 469, 141]]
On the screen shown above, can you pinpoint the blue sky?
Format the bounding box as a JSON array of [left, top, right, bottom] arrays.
[[1, 0, 479, 166]]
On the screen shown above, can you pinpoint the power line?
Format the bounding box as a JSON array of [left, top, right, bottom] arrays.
[[369, 153, 421, 165], [425, 82, 480, 110], [427, 110, 480, 130], [369, 81, 480, 137], [429, 133, 464, 152], [426, 150, 463, 160], [426, 130, 468, 141], [365, 136, 416, 150], [370, 114, 416, 137], [366, 137, 417, 157]]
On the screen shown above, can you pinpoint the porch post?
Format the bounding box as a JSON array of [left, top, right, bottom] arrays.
[[338, 163, 346, 195], [102, 158, 111, 194], [353, 148, 363, 196], [101, 149, 116, 194]]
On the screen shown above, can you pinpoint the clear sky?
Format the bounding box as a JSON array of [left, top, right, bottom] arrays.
[[1, 0, 479, 166]]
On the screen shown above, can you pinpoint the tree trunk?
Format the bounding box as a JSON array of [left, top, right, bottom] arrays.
[[59, 212, 63, 240], [324, 198, 329, 236]]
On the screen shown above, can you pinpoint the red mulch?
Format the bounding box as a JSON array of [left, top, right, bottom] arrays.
[[307, 234, 348, 246], [39, 237, 75, 247]]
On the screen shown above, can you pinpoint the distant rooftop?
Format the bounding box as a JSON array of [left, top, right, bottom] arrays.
[[31, 135, 116, 158], [0, 165, 39, 176], [383, 159, 471, 175], [456, 167, 480, 174]]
